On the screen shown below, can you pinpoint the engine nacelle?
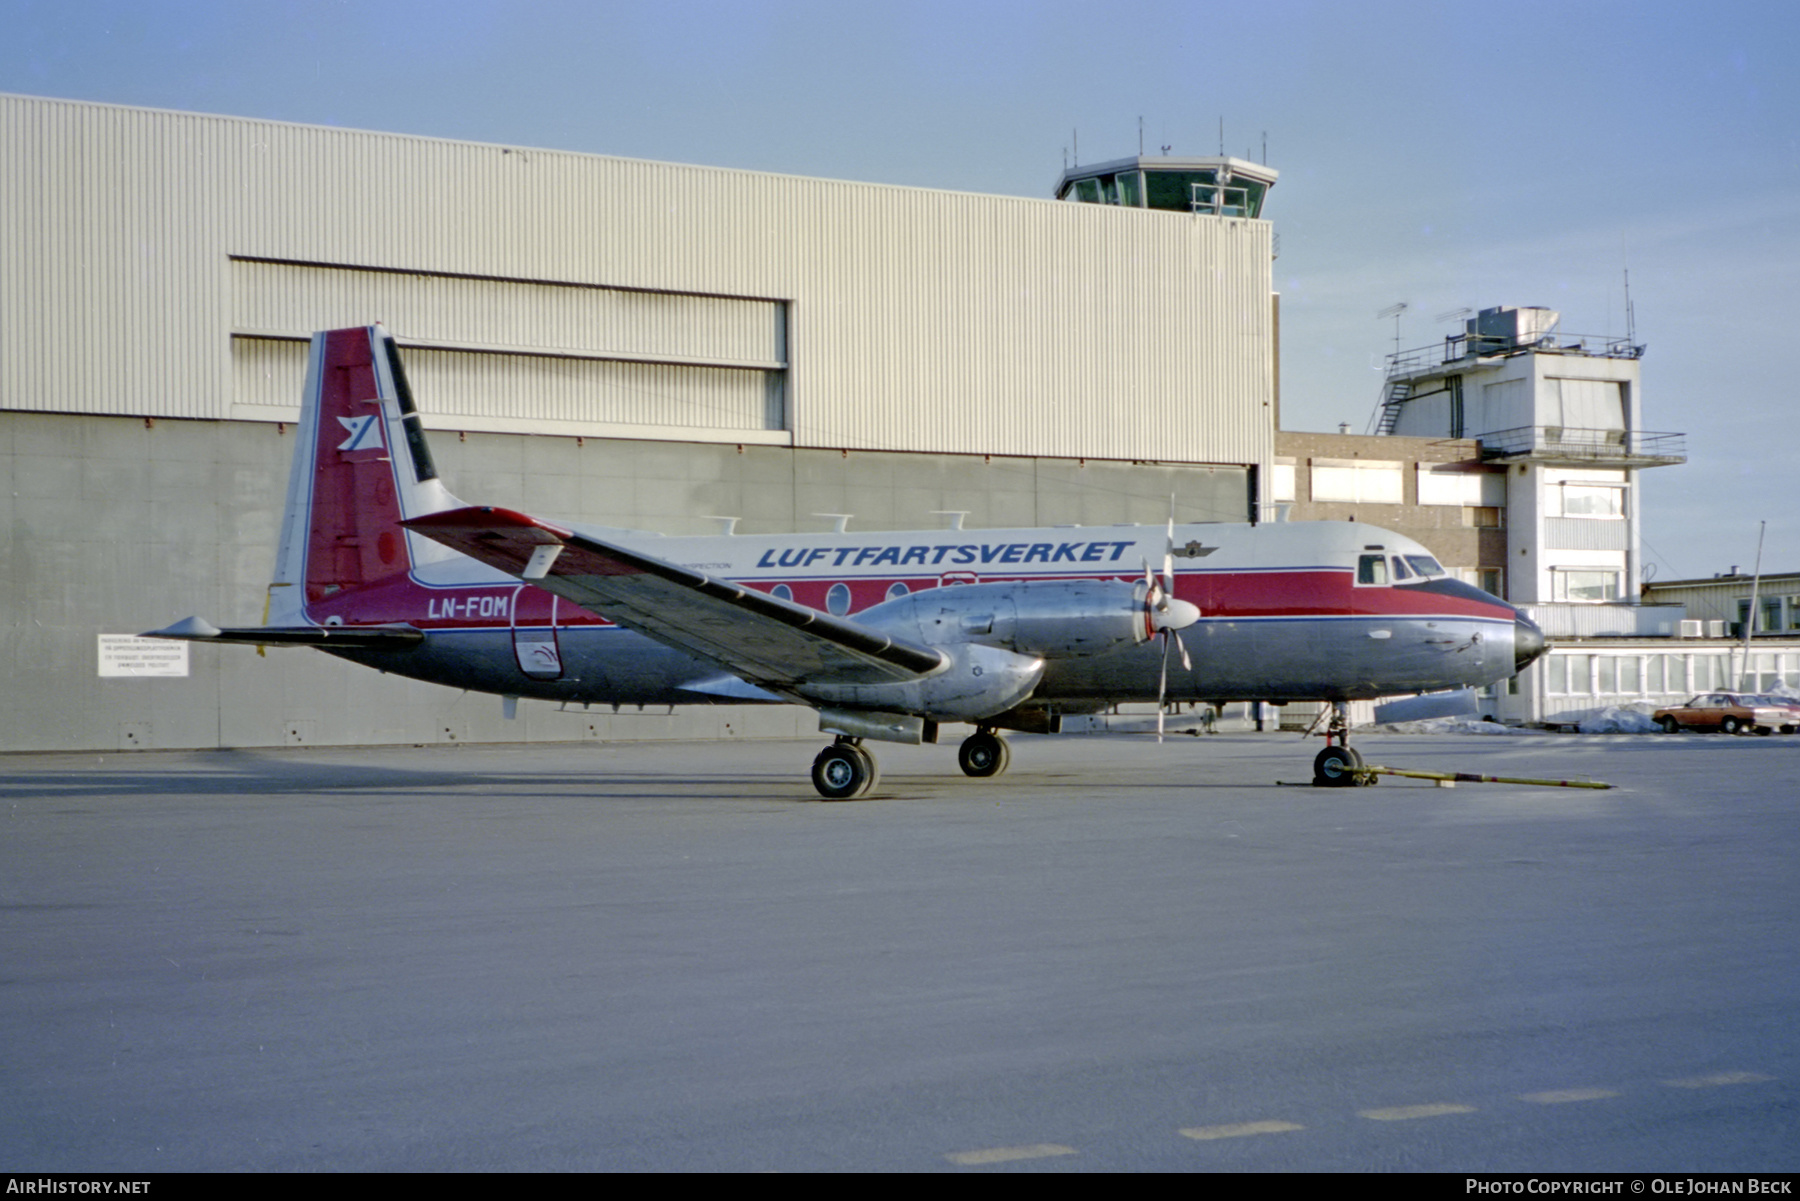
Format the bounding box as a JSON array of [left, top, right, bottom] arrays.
[[798, 640, 1044, 723], [858, 579, 1156, 660]]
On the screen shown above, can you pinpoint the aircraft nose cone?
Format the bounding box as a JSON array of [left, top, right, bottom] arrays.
[[1514, 610, 1548, 672]]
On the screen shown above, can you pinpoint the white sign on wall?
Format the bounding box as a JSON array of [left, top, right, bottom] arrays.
[[98, 636, 189, 678]]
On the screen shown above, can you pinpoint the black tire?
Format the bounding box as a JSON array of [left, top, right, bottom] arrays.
[[1720, 716, 1742, 735], [812, 743, 877, 800], [1313, 744, 1364, 788], [1658, 716, 1681, 734], [957, 731, 1011, 778]]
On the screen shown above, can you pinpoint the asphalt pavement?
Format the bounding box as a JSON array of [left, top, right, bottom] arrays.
[[2, 730, 1795, 1171]]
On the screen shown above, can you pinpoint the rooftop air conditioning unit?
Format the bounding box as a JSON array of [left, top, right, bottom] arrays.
[[1707, 620, 1728, 638], [1678, 620, 1703, 638]]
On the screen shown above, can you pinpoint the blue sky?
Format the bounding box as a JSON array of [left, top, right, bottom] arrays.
[[5, 0, 1796, 581]]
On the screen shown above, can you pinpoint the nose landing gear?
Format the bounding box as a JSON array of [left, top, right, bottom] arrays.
[[1312, 702, 1373, 787]]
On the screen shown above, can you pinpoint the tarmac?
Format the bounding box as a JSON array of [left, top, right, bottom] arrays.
[[2, 730, 1796, 1172]]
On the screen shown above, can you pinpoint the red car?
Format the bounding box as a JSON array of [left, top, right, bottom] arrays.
[[1653, 693, 1796, 735]]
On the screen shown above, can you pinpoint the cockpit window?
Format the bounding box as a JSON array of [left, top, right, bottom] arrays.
[[1357, 554, 1389, 585], [1390, 556, 1414, 580], [1404, 555, 1445, 578]]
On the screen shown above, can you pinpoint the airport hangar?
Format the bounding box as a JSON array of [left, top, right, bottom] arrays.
[[1, 93, 1284, 753]]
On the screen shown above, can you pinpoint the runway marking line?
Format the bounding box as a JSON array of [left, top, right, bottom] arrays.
[[1520, 1088, 1619, 1104], [1180, 1120, 1305, 1141], [1662, 1071, 1774, 1089], [1357, 1102, 1476, 1121], [945, 1143, 1077, 1166]]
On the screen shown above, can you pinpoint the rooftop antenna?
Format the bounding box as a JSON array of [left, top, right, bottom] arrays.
[[1262, 130, 1267, 162], [1377, 302, 1409, 359], [1073, 128, 1078, 167], [1218, 117, 1224, 156], [1139, 116, 1144, 156], [1624, 267, 1637, 346]]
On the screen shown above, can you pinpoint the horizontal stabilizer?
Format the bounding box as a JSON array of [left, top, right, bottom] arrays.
[[403, 507, 945, 688], [144, 616, 424, 650]]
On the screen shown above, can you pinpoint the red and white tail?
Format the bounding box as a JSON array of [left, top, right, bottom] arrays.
[[268, 326, 462, 623]]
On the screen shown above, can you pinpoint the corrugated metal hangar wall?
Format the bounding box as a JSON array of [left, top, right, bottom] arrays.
[[0, 94, 1276, 752]]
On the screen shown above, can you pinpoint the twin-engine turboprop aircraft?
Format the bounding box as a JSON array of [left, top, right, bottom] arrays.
[[149, 325, 1547, 797]]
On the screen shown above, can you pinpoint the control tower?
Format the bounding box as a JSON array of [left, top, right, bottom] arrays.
[[1056, 156, 1278, 218], [1373, 305, 1685, 605]]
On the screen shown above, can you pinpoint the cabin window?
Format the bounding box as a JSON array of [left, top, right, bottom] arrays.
[[885, 582, 910, 602], [826, 583, 851, 615], [770, 584, 793, 602]]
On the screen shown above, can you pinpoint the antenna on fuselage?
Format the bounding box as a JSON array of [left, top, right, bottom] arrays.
[[814, 513, 852, 534], [931, 511, 969, 530]]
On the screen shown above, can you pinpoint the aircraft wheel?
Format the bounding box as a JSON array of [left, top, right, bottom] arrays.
[[958, 731, 1011, 778], [812, 743, 878, 800], [1312, 744, 1364, 788], [1658, 716, 1681, 734]]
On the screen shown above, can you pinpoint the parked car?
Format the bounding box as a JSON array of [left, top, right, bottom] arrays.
[[1653, 693, 1795, 735], [1751, 695, 1800, 734]]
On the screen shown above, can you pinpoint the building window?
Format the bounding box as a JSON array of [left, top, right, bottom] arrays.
[[1313, 459, 1403, 504], [1418, 465, 1504, 507], [1551, 569, 1621, 602], [1270, 459, 1296, 503], [1553, 483, 1625, 519], [1463, 506, 1503, 528]]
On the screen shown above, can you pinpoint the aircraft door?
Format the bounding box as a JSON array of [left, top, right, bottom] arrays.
[[512, 590, 565, 681]]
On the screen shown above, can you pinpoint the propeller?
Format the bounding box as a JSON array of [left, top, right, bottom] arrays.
[[1144, 503, 1200, 741]]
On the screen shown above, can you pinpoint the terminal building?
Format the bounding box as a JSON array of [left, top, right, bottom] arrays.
[[1275, 306, 1800, 726]]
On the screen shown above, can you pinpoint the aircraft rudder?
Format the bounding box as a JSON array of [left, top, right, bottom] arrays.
[[269, 325, 463, 615]]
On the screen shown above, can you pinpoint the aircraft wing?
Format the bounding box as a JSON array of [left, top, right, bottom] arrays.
[[404, 507, 945, 688]]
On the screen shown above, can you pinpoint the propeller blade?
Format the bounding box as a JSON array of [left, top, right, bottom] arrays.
[[1163, 502, 1177, 606], [1157, 630, 1171, 743]]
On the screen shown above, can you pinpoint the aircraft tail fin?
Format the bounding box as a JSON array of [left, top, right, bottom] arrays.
[[268, 325, 463, 623]]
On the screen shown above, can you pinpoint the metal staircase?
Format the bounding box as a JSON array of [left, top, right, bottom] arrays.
[[1372, 376, 1413, 435]]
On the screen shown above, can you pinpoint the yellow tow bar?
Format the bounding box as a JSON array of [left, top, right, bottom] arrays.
[[1358, 764, 1613, 789]]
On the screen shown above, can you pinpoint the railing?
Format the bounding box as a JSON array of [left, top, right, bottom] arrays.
[[1477, 426, 1686, 464], [1385, 330, 1645, 377], [1520, 603, 1687, 639]]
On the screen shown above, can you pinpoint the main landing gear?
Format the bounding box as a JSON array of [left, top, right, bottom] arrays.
[[812, 738, 880, 800], [1312, 701, 1373, 788], [809, 727, 1014, 799]]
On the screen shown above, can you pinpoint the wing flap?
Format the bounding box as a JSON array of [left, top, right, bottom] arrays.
[[403, 507, 944, 687]]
